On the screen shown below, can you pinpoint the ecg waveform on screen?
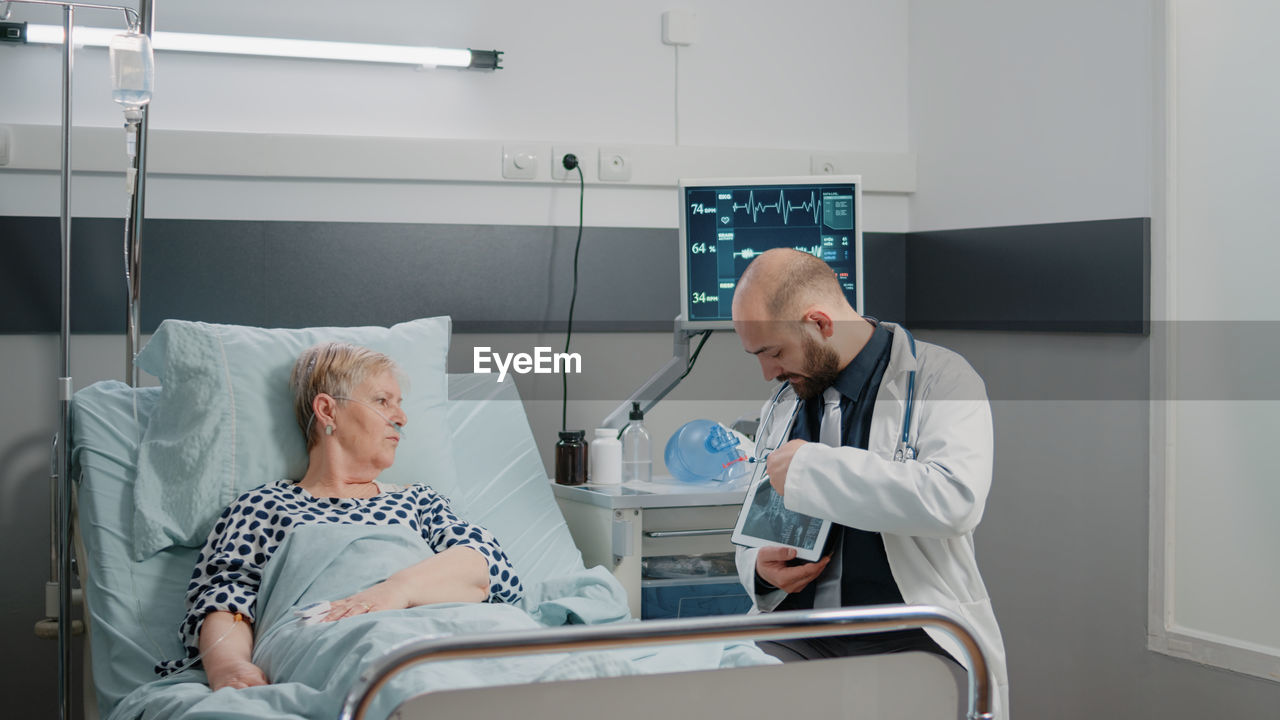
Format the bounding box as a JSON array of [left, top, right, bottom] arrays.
[[730, 190, 820, 226], [732, 244, 826, 261]]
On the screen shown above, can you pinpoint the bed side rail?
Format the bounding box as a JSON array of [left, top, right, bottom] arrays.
[[339, 604, 996, 720]]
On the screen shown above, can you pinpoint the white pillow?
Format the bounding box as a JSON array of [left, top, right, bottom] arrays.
[[131, 317, 455, 560]]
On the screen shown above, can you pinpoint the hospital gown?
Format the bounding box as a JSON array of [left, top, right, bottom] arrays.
[[157, 479, 523, 676]]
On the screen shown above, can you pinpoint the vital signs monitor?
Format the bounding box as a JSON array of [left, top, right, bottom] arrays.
[[678, 175, 863, 331]]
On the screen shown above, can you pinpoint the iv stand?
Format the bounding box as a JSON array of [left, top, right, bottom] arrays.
[[125, 0, 153, 387], [5, 2, 148, 718]]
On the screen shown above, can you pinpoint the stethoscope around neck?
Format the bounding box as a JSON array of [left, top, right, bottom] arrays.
[[753, 322, 919, 465], [892, 326, 918, 462]]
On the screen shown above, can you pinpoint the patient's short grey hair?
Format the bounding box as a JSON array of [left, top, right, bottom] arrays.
[[290, 342, 402, 451]]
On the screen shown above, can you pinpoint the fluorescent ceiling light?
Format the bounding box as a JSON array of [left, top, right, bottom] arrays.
[[24, 24, 501, 69]]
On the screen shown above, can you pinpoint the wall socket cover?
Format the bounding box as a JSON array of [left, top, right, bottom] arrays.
[[598, 147, 632, 181], [0, 126, 10, 166], [502, 144, 539, 180]]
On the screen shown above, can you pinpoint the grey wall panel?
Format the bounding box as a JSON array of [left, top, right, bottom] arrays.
[[1, 217, 129, 333], [142, 219, 269, 329], [256, 223, 680, 332], [0, 219, 683, 334], [1, 218, 1146, 335], [906, 218, 1150, 333], [1, 217, 61, 333], [862, 232, 907, 323]]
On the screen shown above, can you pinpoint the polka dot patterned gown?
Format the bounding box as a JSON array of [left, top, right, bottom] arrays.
[[157, 480, 523, 676]]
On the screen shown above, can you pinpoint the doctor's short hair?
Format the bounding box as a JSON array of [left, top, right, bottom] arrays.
[[290, 342, 404, 451], [742, 248, 847, 319]]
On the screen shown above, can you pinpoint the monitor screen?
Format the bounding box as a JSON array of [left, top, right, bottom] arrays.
[[678, 175, 863, 330]]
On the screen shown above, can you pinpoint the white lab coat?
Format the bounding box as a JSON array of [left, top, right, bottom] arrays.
[[736, 322, 1009, 716]]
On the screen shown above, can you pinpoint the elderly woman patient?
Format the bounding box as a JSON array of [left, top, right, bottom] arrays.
[[156, 342, 523, 690]]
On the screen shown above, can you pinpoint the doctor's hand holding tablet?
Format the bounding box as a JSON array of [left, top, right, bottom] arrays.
[[740, 434, 836, 592], [755, 545, 831, 594], [757, 437, 830, 590]]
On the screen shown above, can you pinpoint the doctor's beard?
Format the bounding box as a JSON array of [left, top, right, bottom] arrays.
[[787, 332, 842, 400]]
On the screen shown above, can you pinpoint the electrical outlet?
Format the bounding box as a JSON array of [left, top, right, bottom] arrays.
[[598, 147, 632, 182], [810, 154, 840, 175], [0, 125, 10, 166], [502, 144, 539, 180], [552, 146, 590, 181]]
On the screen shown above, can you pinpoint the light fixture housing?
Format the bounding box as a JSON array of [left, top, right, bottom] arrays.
[[23, 24, 502, 70]]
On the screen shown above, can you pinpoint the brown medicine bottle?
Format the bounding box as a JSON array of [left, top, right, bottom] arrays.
[[555, 430, 588, 485]]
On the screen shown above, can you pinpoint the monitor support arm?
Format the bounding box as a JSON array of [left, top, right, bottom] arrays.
[[601, 316, 707, 430]]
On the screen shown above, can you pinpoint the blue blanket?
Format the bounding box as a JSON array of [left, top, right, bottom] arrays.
[[109, 524, 774, 720]]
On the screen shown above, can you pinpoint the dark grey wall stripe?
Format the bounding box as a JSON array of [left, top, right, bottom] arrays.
[[906, 218, 1150, 334], [4, 219, 687, 334], [862, 231, 907, 324], [2, 217, 130, 334], [0, 216, 1141, 334]]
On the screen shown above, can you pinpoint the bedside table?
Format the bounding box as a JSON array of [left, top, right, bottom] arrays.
[[552, 478, 748, 619]]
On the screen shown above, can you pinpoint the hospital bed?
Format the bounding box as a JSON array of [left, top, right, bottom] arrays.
[[69, 317, 993, 720]]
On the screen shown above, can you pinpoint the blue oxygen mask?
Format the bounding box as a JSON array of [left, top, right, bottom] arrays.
[[664, 419, 750, 484]]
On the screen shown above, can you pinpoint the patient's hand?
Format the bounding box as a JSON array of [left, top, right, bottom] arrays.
[[322, 583, 409, 622], [207, 658, 268, 691], [322, 546, 490, 622]]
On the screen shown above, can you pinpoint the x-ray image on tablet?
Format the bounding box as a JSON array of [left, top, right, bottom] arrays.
[[731, 472, 831, 562]]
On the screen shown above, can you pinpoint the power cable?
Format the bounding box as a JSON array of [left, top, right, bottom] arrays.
[[560, 154, 585, 432]]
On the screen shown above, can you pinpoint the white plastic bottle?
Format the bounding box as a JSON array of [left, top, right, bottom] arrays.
[[589, 428, 622, 485], [620, 402, 652, 483]]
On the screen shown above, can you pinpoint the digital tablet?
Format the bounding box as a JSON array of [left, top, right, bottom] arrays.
[[730, 469, 832, 562]]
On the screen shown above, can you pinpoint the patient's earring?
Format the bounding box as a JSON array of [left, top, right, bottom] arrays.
[[325, 424, 335, 436]]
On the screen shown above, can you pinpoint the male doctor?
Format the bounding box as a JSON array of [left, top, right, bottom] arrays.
[[732, 248, 1008, 714]]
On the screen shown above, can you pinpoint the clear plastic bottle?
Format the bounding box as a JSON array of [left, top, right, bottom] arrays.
[[109, 31, 155, 124], [620, 402, 652, 483]]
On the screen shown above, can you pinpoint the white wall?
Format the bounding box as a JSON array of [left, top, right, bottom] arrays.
[[1156, 0, 1280, 679], [908, 0, 1153, 231], [2, 0, 909, 147], [0, 0, 912, 230], [910, 1, 1280, 717]]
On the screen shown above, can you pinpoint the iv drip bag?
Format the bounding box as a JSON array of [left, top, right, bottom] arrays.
[[109, 31, 154, 122]]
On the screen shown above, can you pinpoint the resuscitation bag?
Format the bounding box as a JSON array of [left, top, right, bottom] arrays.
[[664, 419, 751, 484]]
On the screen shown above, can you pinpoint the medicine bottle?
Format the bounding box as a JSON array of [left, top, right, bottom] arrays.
[[620, 402, 652, 483], [554, 430, 588, 486], [590, 428, 622, 485]]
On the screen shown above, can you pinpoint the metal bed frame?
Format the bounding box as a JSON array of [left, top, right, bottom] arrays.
[[341, 605, 997, 720]]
